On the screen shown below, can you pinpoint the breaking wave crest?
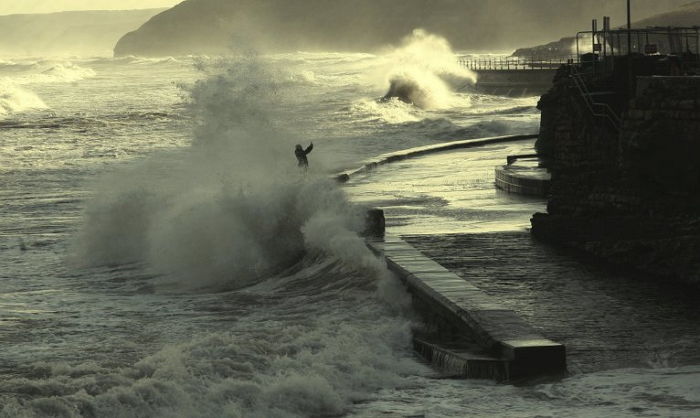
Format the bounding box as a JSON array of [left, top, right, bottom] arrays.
[[37, 63, 96, 83], [1, 62, 96, 85], [376, 30, 476, 109], [351, 97, 422, 124], [2, 55, 423, 418], [103, 55, 184, 65], [0, 80, 47, 118], [0, 304, 419, 418], [71, 54, 394, 293]]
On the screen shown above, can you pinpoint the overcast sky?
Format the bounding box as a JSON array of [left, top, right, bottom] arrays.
[[0, 0, 182, 15]]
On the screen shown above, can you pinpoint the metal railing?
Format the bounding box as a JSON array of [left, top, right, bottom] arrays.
[[569, 66, 622, 132], [575, 26, 700, 63], [459, 57, 575, 71]]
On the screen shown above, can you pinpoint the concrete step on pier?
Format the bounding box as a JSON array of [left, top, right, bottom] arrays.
[[413, 337, 508, 380], [495, 163, 551, 197], [368, 235, 566, 381]]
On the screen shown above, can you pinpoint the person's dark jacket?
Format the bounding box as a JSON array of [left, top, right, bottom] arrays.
[[295, 143, 313, 167]]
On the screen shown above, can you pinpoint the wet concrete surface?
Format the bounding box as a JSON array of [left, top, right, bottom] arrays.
[[368, 235, 565, 379], [344, 140, 544, 235], [404, 232, 700, 374], [346, 141, 700, 375]]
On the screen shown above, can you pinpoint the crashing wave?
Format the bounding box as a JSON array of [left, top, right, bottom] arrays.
[[0, 80, 47, 118], [37, 63, 96, 83], [71, 54, 390, 292], [376, 29, 476, 109], [381, 74, 434, 108], [2, 62, 97, 85]]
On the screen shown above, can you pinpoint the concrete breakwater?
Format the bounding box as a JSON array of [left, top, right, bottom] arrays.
[[350, 135, 566, 380], [366, 233, 566, 381], [405, 232, 700, 374]]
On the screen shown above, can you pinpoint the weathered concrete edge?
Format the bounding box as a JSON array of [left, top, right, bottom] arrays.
[[336, 133, 538, 183], [412, 338, 508, 380], [495, 166, 551, 197], [368, 234, 567, 379]]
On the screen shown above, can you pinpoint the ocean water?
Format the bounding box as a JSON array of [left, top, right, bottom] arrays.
[[1, 32, 698, 417]]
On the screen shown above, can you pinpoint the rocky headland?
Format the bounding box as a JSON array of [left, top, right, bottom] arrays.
[[0, 9, 165, 56]]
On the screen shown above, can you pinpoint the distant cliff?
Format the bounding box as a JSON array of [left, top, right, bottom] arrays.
[[513, 2, 700, 59], [0, 9, 165, 57], [113, 0, 690, 56]]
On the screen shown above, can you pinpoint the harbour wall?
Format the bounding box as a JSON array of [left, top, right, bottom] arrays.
[[366, 233, 566, 381], [473, 69, 557, 96], [350, 133, 566, 381], [532, 74, 700, 285]]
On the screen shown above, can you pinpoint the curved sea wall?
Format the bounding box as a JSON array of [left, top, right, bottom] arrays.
[[532, 73, 700, 285], [335, 134, 538, 183]]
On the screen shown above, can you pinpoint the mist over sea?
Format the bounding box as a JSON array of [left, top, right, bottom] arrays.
[[1, 31, 698, 417]]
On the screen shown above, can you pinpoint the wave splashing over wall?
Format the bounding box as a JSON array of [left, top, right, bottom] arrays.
[[379, 29, 476, 109], [3, 53, 427, 418], [71, 55, 391, 292]]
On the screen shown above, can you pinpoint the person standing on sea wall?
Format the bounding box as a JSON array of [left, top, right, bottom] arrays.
[[295, 143, 313, 169]]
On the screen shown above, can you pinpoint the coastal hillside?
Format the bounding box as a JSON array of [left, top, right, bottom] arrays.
[[633, 0, 700, 26], [0, 9, 166, 57], [113, 0, 689, 56], [512, 1, 700, 59]]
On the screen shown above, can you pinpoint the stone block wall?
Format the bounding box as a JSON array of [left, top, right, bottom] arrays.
[[532, 73, 700, 285], [620, 77, 700, 214]]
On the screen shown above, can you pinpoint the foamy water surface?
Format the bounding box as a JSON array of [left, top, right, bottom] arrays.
[[1, 42, 698, 418]]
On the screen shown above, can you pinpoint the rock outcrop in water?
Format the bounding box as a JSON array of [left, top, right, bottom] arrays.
[[382, 77, 430, 108], [0, 9, 165, 56], [113, 0, 690, 57]]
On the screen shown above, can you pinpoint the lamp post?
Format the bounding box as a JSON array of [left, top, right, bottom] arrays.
[[627, 0, 632, 54], [627, 0, 633, 99]]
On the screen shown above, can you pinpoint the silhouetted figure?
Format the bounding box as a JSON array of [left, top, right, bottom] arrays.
[[295, 143, 313, 169]]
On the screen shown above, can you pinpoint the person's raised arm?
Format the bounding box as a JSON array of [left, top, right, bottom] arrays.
[[305, 143, 314, 154]]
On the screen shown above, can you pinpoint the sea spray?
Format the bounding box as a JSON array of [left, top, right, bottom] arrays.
[[0, 309, 421, 418], [0, 79, 47, 117], [375, 29, 476, 109], [72, 53, 401, 295], [37, 51, 426, 418], [0, 61, 97, 85]]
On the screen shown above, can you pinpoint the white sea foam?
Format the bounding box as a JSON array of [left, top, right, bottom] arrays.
[[106, 55, 183, 65], [0, 80, 47, 117], [2, 49, 700, 418], [372, 29, 476, 109], [34, 63, 96, 83], [350, 97, 422, 124], [0, 315, 420, 418], [4, 62, 97, 85], [71, 54, 396, 295], [42, 52, 422, 418]]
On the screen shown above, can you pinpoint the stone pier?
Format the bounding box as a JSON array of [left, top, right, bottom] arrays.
[[367, 232, 566, 381]]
